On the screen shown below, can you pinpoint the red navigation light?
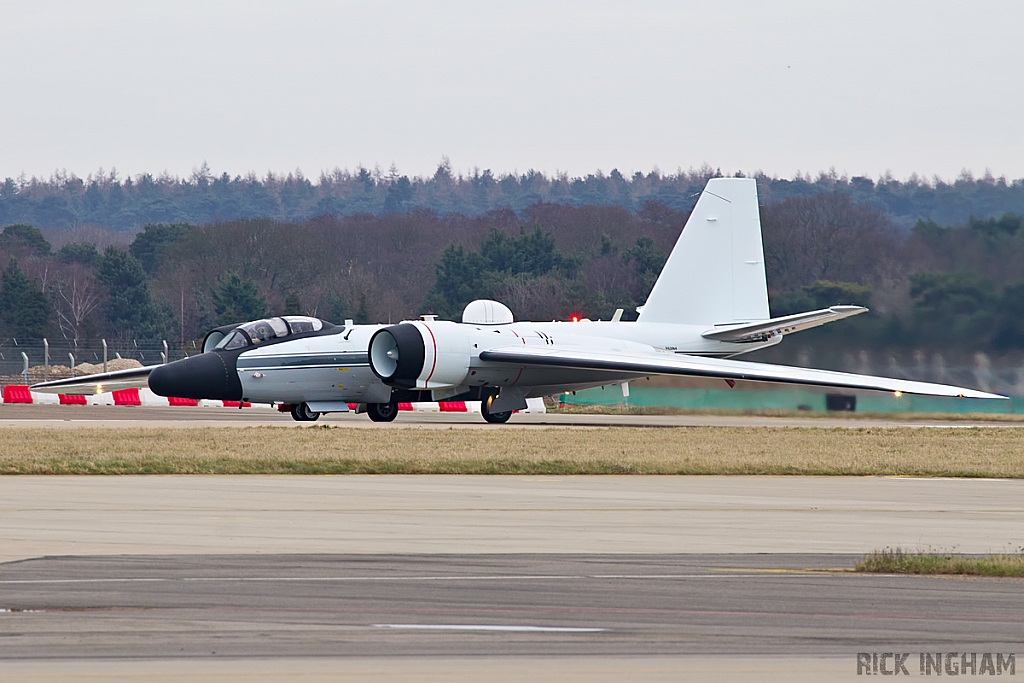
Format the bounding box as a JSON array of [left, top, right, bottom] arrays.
[[571, 315, 579, 322]]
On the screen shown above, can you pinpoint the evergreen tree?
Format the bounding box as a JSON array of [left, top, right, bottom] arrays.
[[129, 223, 193, 274], [992, 281, 1024, 349], [324, 293, 347, 323], [909, 271, 997, 345], [422, 245, 488, 318], [0, 257, 53, 339], [624, 237, 668, 298], [97, 247, 168, 340], [383, 176, 414, 213], [58, 242, 100, 266], [283, 291, 302, 315], [354, 293, 370, 324], [0, 224, 50, 256], [213, 272, 267, 325], [771, 281, 872, 317], [424, 226, 577, 319]]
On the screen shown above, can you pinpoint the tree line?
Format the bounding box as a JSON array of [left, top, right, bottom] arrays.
[[1, 193, 1022, 353], [3, 162, 1024, 234]]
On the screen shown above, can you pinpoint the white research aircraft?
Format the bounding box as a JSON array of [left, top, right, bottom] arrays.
[[32, 178, 1005, 422]]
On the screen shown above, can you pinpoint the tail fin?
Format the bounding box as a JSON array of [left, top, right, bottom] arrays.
[[637, 177, 769, 325]]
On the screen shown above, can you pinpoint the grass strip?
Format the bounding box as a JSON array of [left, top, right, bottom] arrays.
[[1, 425, 1023, 476], [856, 548, 1024, 576]]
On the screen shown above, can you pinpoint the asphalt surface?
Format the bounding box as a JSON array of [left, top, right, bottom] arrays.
[[1, 403, 1021, 428], [2, 553, 1022, 661]]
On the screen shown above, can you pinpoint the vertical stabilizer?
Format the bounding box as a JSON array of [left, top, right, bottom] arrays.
[[637, 177, 769, 325]]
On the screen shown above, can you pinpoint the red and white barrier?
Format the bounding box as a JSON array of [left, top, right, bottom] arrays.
[[1, 385, 271, 409], [397, 398, 546, 414], [1, 386, 546, 414]]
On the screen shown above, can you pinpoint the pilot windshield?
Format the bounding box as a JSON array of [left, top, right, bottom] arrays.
[[217, 330, 248, 350]]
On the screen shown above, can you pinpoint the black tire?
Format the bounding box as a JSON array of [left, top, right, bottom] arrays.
[[290, 402, 320, 422], [367, 400, 399, 422], [481, 390, 513, 424]]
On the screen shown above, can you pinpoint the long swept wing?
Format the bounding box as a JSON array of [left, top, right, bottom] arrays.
[[30, 366, 154, 395], [702, 306, 867, 343], [479, 346, 1004, 399]]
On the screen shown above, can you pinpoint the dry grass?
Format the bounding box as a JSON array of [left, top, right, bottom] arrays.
[[857, 548, 1024, 576], [0, 425, 1023, 476]]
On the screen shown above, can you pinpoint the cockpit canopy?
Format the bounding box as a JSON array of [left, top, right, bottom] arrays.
[[209, 316, 328, 352]]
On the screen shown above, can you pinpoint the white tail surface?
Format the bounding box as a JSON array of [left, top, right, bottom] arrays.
[[637, 177, 769, 325]]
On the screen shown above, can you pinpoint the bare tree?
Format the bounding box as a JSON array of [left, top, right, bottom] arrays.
[[53, 263, 102, 342], [761, 192, 898, 292]]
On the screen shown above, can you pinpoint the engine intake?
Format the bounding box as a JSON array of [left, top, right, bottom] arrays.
[[369, 321, 472, 390], [369, 324, 425, 388]]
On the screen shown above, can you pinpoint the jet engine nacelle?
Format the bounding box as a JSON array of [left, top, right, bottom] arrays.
[[369, 321, 472, 389]]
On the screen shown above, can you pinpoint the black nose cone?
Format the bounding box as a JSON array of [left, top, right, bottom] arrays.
[[148, 352, 242, 401]]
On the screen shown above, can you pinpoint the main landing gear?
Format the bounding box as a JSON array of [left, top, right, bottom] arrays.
[[367, 400, 399, 422], [290, 402, 320, 422], [480, 389, 513, 424]]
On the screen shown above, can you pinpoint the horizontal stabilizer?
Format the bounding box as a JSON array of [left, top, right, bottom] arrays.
[[702, 306, 867, 343], [30, 366, 154, 395], [479, 345, 1004, 400]]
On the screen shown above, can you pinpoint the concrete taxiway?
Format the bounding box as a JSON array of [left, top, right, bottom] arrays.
[[1, 403, 1021, 428], [2, 475, 1022, 562]]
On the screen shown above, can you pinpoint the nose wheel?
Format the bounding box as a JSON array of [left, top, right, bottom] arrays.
[[481, 390, 513, 424], [290, 402, 320, 422], [367, 400, 399, 422]]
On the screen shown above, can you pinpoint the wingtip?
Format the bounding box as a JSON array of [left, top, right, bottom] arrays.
[[958, 390, 1010, 400], [828, 305, 869, 315]]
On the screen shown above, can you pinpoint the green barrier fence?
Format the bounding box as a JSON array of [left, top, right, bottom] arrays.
[[561, 385, 1024, 414]]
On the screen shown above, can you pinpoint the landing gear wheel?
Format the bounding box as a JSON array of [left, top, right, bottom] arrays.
[[481, 390, 513, 424], [367, 400, 399, 422], [290, 402, 320, 422]]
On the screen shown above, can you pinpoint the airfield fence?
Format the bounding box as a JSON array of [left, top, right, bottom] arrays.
[[0, 339, 201, 385]]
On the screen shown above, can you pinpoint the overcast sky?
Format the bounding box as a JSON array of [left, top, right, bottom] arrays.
[[2, 1, 1022, 182]]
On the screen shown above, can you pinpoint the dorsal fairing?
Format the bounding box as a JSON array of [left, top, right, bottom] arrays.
[[463, 299, 514, 325]]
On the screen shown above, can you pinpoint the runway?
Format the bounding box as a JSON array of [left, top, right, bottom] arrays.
[[3, 553, 1022, 659], [2, 553, 1021, 682], [2, 403, 1021, 428]]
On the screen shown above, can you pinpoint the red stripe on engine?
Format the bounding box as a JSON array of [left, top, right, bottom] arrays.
[[423, 323, 438, 387]]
